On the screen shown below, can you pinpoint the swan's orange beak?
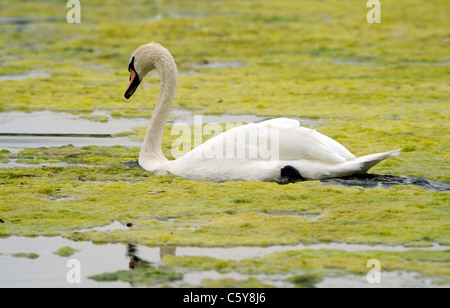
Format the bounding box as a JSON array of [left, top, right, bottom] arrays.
[[124, 69, 141, 99]]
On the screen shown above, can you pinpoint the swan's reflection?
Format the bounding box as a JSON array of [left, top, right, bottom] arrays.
[[126, 244, 176, 269]]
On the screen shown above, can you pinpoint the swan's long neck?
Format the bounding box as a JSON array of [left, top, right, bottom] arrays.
[[139, 50, 177, 169]]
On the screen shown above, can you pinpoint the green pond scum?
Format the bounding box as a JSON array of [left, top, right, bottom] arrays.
[[53, 246, 79, 257], [89, 266, 183, 287], [11, 252, 39, 259], [0, 0, 449, 287]]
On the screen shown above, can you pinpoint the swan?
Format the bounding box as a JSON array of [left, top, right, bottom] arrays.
[[124, 42, 401, 182]]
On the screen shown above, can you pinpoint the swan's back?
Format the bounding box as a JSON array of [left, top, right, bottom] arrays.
[[267, 118, 355, 162], [179, 118, 354, 163]]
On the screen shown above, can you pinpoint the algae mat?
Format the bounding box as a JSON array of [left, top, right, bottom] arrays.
[[0, 0, 449, 287]]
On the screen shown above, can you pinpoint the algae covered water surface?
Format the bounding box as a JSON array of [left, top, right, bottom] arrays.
[[0, 0, 449, 288]]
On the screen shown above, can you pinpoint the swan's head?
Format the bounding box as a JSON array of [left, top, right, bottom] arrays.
[[124, 43, 158, 99]]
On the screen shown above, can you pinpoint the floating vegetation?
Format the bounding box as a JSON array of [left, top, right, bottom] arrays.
[[11, 252, 39, 259], [0, 0, 448, 287], [89, 267, 183, 287], [53, 246, 78, 257]]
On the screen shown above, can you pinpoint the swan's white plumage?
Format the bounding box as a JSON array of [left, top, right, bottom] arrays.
[[126, 43, 401, 183], [165, 118, 400, 182]]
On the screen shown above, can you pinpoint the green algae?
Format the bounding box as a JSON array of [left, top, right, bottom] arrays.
[[85, 247, 449, 287], [0, 0, 449, 287], [0, 145, 140, 166], [1, 156, 448, 247], [11, 252, 39, 259], [163, 249, 450, 282], [89, 267, 182, 287], [53, 246, 78, 257], [202, 277, 273, 288], [287, 273, 324, 288], [79, 114, 109, 123]]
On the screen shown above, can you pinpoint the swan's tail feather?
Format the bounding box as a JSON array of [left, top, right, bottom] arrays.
[[354, 148, 402, 174]]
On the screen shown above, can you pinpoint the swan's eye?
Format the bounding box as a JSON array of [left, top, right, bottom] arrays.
[[128, 56, 136, 73]]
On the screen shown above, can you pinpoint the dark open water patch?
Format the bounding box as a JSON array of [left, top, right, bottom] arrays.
[[121, 159, 141, 169], [321, 174, 450, 192], [0, 17, 60, 25], [121, 160, 449, 192]]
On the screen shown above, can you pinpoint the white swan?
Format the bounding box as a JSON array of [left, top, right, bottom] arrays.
[[124, 42, 400, 182]]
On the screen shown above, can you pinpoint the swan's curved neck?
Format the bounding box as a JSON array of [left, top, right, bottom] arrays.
[[139, 52, 177, 169]]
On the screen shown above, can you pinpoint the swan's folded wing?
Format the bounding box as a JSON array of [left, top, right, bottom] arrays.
[[183, 118, 355, 163], [262, 118, 355, 162]]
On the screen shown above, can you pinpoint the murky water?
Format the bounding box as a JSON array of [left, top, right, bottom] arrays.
[[190, 61, 246, 69], [0, 110, 148, 135], [0, 110, 145, 152], [0, 109, 318, 153], [1, 110, 447, 287], [0, 70, 51, 81], [0, 17, 59, 25], [0, 136, 143, 153], [0, 233, 447, 288], [0, 236, 130, 288], [0, 159, 89, 169], [321, 174, 450, 192], [121, 159, 449, 191], [316, 271, 444, 288]]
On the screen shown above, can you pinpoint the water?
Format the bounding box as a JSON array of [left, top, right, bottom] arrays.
[[0, 109, 316, 137], [316, 271, 444, 288], [124, 159, 450, 192], [1, 110, 447, 287], [0, 70, 51, 81], [0, 17, 59, 25], [0, 159, 80, 169], [0, 109, 319, 152], [0, 236, 130, 288], [321, 174, 450, 192], [0, 136, 142, 153], [190, 61, 246, 69], [0, 110, 148, 135], [0, 234, 447, 288]]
